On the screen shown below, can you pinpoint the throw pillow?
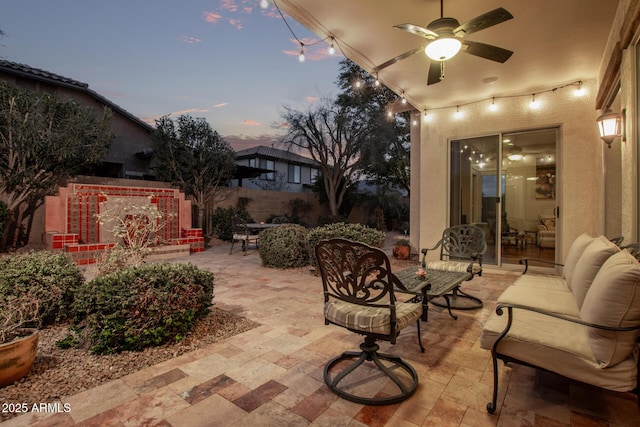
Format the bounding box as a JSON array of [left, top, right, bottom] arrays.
[[563, 233, 595, 286], [581, 250, 640, 367], [571, 236, 620, 308]]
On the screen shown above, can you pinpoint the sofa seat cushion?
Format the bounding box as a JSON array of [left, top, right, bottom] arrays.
[[563, 233, 596, 287], [324, 299, 422, 335], [426, 260, 481, 275], [581, 250, 640, 367], [480, 308, 638, 392], [571, 236, 620, 308], [498, 285, 579, 318], [512, 274, 569, 292]]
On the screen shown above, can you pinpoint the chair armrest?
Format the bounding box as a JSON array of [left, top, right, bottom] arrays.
[[489, 302, 640, 363], [494, 302, 640, 332], [519, 258, 564, 274], [420, 239, 444, 267]]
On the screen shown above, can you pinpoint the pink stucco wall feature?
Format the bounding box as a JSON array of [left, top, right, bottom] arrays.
[[44, 180, 202, 263]]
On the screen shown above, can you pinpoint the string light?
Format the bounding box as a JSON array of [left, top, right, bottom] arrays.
[[489, 97, 498, 112], [529, 93, 539, 109], [328, 37, 335, 55], [374, 73, 381, 87], [298, 44, 305, 62], [454, 106, 463, 119], [574, 80, 586, 97], [401, 91, 407, 104], [260, 0, 269, 8]]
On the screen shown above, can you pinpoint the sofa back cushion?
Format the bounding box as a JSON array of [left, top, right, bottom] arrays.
[[563, 233, 596, 287], [571, 236, 620, 308], [580, 250, 640, 367]]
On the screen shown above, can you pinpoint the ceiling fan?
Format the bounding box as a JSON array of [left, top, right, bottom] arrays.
[[374, 0, 514, 85]]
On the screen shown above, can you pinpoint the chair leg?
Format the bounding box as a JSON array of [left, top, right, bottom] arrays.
[[229, 240, 235, 255], [487, 350, 500, 413], [324, 336, 419, 405], [416, 320, 425, 353]]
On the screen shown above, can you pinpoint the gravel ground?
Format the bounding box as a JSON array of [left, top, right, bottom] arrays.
[[0, 308, 259, 422]]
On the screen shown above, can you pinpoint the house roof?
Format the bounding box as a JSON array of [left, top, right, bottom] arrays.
[[0, 59, 153, 133], [235, 145, 318, 167]]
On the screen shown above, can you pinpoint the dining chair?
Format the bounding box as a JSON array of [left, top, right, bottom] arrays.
[[229, 217, 259, 256]]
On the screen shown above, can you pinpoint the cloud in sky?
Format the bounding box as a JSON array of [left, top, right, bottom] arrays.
[[242, 119, 261, 126], [214, 102, 228, 108], [180, 35, 202, 44], [305, 96, 319, 103]]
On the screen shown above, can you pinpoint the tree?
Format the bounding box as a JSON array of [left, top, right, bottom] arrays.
[[152, 115, 236, 233], [280, 99, 371, 217], [335, 59, 411, 196], [0, 82, 113, 249]]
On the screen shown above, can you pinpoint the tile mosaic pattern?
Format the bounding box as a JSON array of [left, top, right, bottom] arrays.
[[6, 243, 639, 426]]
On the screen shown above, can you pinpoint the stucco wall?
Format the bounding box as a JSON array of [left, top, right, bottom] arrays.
[[413, 78, 603, 265]]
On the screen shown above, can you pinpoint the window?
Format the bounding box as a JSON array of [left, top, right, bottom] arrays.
[[248, 158, 256, 168], [310, 168, 318, 183], [259, 159, 274, 180], [288, 164, 301, 183]]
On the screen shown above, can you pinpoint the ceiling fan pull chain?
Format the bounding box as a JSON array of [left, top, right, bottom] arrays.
[[440, 61, 445, 81]]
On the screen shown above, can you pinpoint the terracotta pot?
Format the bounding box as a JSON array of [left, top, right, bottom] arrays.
[[0, 328, 39, 387], [392, 244, 411, 260]]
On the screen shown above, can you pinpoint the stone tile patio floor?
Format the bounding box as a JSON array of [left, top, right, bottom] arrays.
[[4, 242, 639, 427]]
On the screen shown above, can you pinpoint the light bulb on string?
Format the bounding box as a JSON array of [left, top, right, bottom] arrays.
[[355, 79, 362, 89], [529, 93, 540, 109], [401, 92, 407, 104], [489, 97, 498, 112], [260, 0, 269, 9], [328, 37, 335, 55], [574, 81, 585, 97], [454, 106, 463, 119], [374, 74, 381, 87], [298, 45, 305, 62]]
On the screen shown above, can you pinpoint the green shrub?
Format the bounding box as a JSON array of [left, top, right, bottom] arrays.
[[210, 207, 253, 241], [0, 251, 83, 326], [306, 222, 386, 267], [258, 224, 310, 268], [70, 262, 214, 354]]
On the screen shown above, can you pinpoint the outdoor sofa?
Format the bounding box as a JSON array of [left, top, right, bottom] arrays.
[[481, 233, 640, 413]]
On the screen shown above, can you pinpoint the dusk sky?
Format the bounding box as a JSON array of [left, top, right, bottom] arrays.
[[1, 0, 343, 150]]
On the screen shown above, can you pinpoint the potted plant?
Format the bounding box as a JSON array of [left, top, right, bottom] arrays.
[[0, 292, 40, 386], [392, 238, 411, 260]]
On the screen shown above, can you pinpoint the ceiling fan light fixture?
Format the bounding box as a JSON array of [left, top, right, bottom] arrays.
[[425, 37, 462, 61]]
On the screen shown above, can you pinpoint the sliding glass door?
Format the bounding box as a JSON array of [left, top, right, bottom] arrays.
[[450, 135, 501, 264], [451, 128, 559, 266]]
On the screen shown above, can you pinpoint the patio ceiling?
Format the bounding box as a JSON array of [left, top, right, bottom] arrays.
[[277, 0, 619, 112]]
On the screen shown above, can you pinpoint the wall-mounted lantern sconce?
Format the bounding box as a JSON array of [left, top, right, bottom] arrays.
[[596, 108, 625, 148]]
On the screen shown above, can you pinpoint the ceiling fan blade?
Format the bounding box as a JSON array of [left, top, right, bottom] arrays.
[[462, 41, 513, 63], [395, 23, 438, 40], [374, 46, 424, 72], [454, 7, 513, 36], [427, 60, 443, 85]]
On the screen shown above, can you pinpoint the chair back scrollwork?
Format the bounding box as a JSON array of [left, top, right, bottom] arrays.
[[315, 238, 400, 310]]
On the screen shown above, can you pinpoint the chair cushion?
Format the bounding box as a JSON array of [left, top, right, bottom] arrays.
[[571, 236, 620, 308], [563, 233, 595, 287], [426, 260, 481, 275], [324, 299, 422, 335], [580, 250, 640, 367]]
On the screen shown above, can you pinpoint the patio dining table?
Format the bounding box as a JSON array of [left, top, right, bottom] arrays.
[[393, 266, 474, 321]]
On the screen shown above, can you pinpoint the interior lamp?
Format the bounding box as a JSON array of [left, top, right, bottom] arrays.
[[506, 146, 523, 161], [596, 108, 624, 148], [425, 38, 462, 61]]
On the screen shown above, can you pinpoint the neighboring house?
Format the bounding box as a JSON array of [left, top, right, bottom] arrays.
[[232, 146, 319, 193], [0, 59, 155, 180]]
